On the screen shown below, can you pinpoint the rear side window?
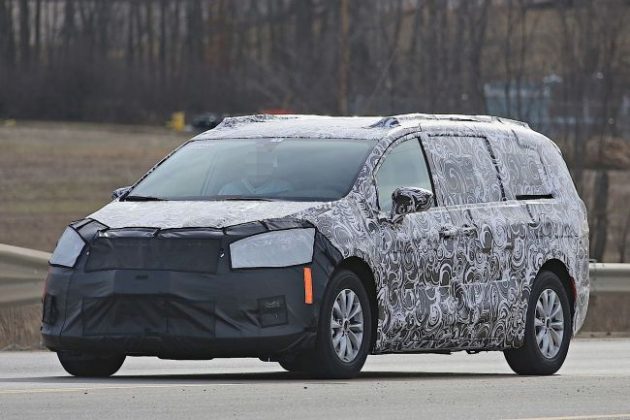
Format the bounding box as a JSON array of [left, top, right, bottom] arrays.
[[422, 136, 503, 206], [375, 139, 433, 212]]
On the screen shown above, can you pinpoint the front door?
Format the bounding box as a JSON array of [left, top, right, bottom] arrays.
[[373, 134, 458, 352]]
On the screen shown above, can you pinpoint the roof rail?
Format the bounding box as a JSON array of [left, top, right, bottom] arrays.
[[215, 114, 301, 129], [494, 116, 530, 128], [370, 113, 530, 129], [213, 113, 530, 131]]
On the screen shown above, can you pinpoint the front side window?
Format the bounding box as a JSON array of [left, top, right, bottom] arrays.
[[128, 138, 377, 202], [375, 139, 433, 212]]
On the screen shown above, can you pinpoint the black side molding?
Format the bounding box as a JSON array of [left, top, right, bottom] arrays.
[[515, 194, 554, 200]]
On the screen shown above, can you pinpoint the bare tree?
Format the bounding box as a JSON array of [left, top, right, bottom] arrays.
[[0, 0, 628, 263]]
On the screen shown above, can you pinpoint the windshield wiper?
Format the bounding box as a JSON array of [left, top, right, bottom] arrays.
[[123, 195, 165, 202], [219, 196, 275, 202]]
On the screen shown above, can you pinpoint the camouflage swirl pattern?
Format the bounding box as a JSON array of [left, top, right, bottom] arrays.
[[90, 114, 589, 355]]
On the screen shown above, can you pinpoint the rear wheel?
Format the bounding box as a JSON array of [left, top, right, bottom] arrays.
[[504, 270, 572, 375], [57, 351, 126, 377], [307, 269, 372, 379]]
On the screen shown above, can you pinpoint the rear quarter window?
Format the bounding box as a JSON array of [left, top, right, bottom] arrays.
[[488, 132, 553, 200], [502, 149, 550, 198]]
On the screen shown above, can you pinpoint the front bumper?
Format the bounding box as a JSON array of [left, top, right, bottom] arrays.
[[42, 219, 342, 359]]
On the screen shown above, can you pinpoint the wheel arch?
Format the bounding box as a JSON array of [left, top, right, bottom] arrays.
[[334, 256, 378, 352], [539, 259, 576, 323]]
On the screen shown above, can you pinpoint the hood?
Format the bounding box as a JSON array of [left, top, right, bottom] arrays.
[[88, 200, 326, 229]]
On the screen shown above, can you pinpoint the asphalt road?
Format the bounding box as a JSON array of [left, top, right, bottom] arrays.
[[0, 339, 629, 420]]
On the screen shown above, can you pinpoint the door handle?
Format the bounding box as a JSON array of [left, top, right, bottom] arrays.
[[439, 226, 458, 238], [460, 225, 476, 236]]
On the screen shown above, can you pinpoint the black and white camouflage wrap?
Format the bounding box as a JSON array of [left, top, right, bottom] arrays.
[[89, 114, 589, 355], [390, 187, 434, 220]]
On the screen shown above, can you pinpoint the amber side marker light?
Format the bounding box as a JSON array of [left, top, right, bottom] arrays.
[[303, 267, 313, 304]]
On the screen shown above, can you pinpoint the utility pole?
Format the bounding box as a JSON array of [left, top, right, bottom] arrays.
[[338, 0, 349, 115]]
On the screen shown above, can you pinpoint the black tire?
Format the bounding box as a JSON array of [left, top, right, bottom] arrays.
[[57, 351, 126, 377], [504, 270, 572, 375], [278, 354, 309, 372], [307, 269, 372, 379]]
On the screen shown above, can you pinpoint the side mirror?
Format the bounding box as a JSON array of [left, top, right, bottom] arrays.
[[112, 186, 132, 200], [391, 187, 433, 221]]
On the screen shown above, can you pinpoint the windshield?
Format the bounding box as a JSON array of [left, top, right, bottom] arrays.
[[127, 138, 377, 201]]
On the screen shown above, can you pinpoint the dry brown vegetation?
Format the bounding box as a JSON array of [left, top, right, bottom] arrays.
[[0, 121, 188, 251], [0, 304, 42, 350]]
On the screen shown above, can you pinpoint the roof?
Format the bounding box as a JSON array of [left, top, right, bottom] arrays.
[[192, 113, 531, 141]]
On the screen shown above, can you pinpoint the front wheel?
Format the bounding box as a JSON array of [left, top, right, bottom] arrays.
[[307, 269, 372, 379], [504, 270, 572, 375], [278, 355, 309, 373], [57, 351, 126, 377]]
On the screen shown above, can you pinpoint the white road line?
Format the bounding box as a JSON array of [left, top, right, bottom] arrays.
[[506, 414, 630, 420]]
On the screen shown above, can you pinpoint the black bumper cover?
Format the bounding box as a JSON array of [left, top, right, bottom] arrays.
[[42, 218, 342, 359]]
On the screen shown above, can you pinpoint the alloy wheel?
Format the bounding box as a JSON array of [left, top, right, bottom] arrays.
[[330, 288, 364, 363], [534, 288, 565, 359]]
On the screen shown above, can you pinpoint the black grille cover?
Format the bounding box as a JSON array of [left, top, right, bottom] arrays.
[[86, 236, 220, 273]]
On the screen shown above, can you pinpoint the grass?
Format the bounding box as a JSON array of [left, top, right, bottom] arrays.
[[0, 304, 43, 350], [0, 121, 188, 251]]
